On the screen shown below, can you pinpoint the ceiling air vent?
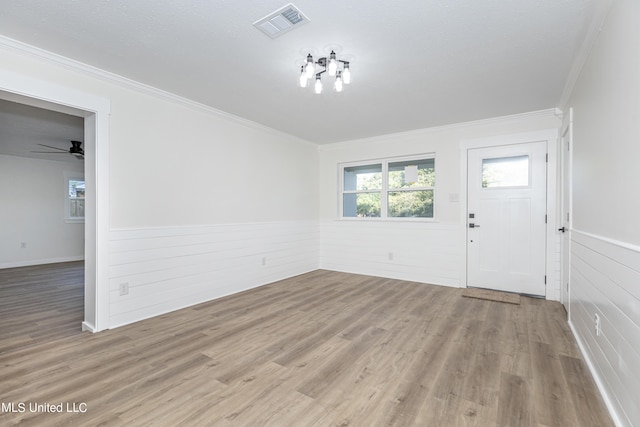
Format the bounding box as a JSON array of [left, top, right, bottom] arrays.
[[253, 3, 310, 39]]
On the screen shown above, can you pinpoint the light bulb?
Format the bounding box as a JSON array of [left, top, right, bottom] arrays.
[[328, 60, 338, 76], [314, 76, 323, 94], [305, 54, 315, 78], [334, 72, 343, 92], [299, 66, 308, 87], [328, 51, 337, 76], [342, 64, 351, 84]]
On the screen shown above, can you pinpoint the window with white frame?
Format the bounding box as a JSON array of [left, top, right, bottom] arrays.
[[340, 155, 435, 219], [342, 163, 383, 217], [66, 176, 85, 221]]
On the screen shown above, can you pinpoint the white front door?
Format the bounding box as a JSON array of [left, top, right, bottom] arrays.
[[467, 141, 547, 296]]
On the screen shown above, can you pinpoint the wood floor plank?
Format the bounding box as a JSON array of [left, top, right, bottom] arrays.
[[308, 309, 434, 426], [499, 296, 534, 380], [497, 372, 534, 426], [297, 326, 387, 399], [0, 264, 614, 426], [530, 341, 580, 426], [560, 355, 613, 427], [417, 394, 496, 427]]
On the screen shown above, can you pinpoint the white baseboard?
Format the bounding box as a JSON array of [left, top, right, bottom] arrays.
[[569, 319, 625, 427], [0, 256, 84, 269], [81, 321, 96, 333]]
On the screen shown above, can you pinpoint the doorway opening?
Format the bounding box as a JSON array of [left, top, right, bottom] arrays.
[[0, 69, 111, 332], [0, 98, 86, 340]]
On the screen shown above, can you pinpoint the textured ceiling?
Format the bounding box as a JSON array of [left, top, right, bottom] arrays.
[[0, 0, 598, 144]]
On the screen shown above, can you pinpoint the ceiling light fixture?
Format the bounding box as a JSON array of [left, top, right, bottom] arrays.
[[299, 50, 351, 94]]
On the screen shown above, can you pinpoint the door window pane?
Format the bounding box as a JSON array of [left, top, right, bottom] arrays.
[[482, 155, 529, 188]]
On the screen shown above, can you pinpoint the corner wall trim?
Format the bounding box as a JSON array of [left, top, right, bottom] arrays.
[[81, 322, 96, 333]]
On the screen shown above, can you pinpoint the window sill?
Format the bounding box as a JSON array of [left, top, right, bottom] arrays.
[[337, 217, 438, 223]]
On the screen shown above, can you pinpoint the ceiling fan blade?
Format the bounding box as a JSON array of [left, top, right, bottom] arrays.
[[37, 144, 68, 152], [31, 150, 69, 154]]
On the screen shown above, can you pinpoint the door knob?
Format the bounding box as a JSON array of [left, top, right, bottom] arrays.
[[558, 227, 566, 233]]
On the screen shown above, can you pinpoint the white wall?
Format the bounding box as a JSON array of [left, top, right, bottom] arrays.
[[564, 1, 640, 425], [569, 1, 640, 246], [108, 93, 318, 228], [0, 154, 84, 268], [0, 41, 320, 328], [318, 111, 560, 287]]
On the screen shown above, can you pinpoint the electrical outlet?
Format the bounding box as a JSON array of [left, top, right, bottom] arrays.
[[119, 282, 129, 296], [594, 313, 601, 336], [20, 242, 27, 249], [388, 252, 394, 261], [262, 257, 267, 266]]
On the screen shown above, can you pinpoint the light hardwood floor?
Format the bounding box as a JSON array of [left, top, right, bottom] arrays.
[[0, 263, 612, 426]]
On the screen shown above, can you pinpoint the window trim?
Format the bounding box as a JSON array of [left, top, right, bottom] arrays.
[[339, 153, 436, 221]]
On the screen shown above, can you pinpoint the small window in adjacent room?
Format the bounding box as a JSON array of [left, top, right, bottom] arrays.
[[66, 177, 85, 222], [340, 155, 435, 219]]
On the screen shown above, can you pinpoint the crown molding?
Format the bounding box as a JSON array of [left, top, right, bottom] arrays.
[[0, 35, 315, 147], [558, 0, 614, 109], [318, 109, 557, 151]]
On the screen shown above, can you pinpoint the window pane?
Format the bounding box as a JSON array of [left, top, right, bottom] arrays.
[[69, 179, 85, 198], [388, 159, 435, 189], [482, 155, 529, 188], [343, 193, 381, 217], [68, 179, 85, 218], [388, 190, 433, 218], [344, 164, 382, 191], [69, 199, 85, 218]]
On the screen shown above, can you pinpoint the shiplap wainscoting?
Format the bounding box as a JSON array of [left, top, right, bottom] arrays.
[[320, 221, 463, 287], [108, 221, 319, 327], [569, 230, 640, 427]]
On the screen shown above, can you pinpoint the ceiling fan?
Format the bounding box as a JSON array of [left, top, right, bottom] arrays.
[[32, 140, 84, 159]]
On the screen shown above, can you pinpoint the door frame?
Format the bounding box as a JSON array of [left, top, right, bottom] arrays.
[[559, 109, 573, 313], [459, 129, 558, 300], [0, 68, 111, 332]]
